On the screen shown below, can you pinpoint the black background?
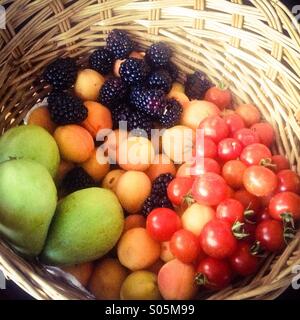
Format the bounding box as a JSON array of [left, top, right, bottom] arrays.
[[0, 0, 299, 300]]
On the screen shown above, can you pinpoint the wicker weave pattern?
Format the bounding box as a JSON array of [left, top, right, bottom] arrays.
[[0, 0, 300, 300]]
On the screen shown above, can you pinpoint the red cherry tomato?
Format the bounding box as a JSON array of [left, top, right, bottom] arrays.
[[218, 138, 243, 161], [271, 155, 290, 173], [250, 122, 275, 147], [200, 219, 238, 259], [190, 158, 221, 176], [204, 86, 232, 110], [243, 165, 278, 197], [223, 113, 245, 136], [192, 173, 228, 206], [195, 257, 232, 290], [256, 208, 271, 223], [229, 242, 259, 276], [240, 143, 272, 166], [255, 220, 285, 252], [235, 104, 261, 127], [198, 116, 229, 143], [222, 160, 247, 189], [146, 208, 182, 242], [233, 128, 260, 147], [167, 177, 194, 206], [234, 189, 261, 213], [243, 222, 257, 244], [216, 198, 244, 225], [170, 229, 199, 263], [276, 170, 300, 194], [269, 191, 300, 221], [194, 136, 217, 159]]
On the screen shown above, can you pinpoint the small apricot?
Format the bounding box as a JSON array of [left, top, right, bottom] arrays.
[[176, 162, 192, 178], [170, 82, 185, 94], [235, 104, 261, 127], [27, 106, 56, 134], [123, 215, 146, 234], [102, 169, 125, 192], [160, 241, 175, 263], [145, 154, 176, 182], [62, 262, 94, 287], [55, 160, 75, 185], [167, 91, 189, 106]]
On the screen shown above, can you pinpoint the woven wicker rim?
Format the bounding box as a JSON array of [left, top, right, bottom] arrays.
[[0, 0, 300, 300]]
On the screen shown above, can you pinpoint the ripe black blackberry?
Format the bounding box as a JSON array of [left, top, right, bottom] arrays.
[[145, 42, 172, 68], [43, 57, 77, 90], [47, 91, 88, 125], [142, 173, 174, 216], [185, 71, 212, 100], [89, 48, 114, 75], [147, 70, 172, 93], [119, 58, 150, 85], [106, 29, 134, 59], [130, 87, 166, 118], [112, 104, 153, 137], [99, 77, 128, 108], [160, 99, 183, 128], [62, 167, 96, 194]]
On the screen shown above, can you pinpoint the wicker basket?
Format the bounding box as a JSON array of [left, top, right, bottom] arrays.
[[0, 0, 300, 300]]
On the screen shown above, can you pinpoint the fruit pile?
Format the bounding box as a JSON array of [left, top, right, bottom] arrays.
[[0, 29, 299, 300]]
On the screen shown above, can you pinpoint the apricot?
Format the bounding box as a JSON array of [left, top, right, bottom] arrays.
[[74, 69, 105, 101], [168, 91, 189, 106], [176, 162, 192, 178], [55, 160, 75, 185], [115, 171, 151, 214], [147, 259, 164, 274], [170, 82, 185, 94], [158, 259, 197, 300], [62, 262, 94, 287], [82, 101, 112, 138], [160, 241, 175, 263], [102, 169, 125, 192], [162, 125, 195, 164], [181, 203, 215, 236], [235, 104, 261, 127], [123, 215, 146, 234], [181, 100, 220, 130], [118, 136, 155, 171], [103, 129, 128, 164], [114, 51, 144, 77], [117, 228, 161, 271], [54, 125, 94, 163], [145, 154, 176, 182], [27, 106, 56, 134], [88, 258, 128, 300]]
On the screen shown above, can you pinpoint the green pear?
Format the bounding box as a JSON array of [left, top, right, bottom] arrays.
[[41, 188, 124, 266], [0, 125, 60, 177], [0, 159, 57, 257]]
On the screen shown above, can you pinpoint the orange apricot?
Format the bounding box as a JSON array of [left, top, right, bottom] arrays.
[[176, 162, 192, 178], [55, 160, 75, 185], [145, 154, 176, 182], [235, 104, 261, 127], [27, 106, 56, 134], [168, 91, 189, 106], [54, 125, 94, 163], [62, 262, 94, 287], [102, 169, 125, 192], [123, 215, 146, 234]]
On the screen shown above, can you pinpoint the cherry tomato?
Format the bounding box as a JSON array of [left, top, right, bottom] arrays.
[[271, 155, 290, 173], [235, 104, 261, 127], [240, 143, 272, 166], [276, 170, 300, 194], [198, 116, 229, 143], [190, 158, 221, 176], [222, 160, 247, 189], [170, 229, 199, 263], [243, 166, 278, 197], [269, 191, 300, 221], [256, 208, 271, 223], [192, 173, 228, 206], [195, 257, 232, 290], [255, 220, 285, 252], [218, 138, 243, 161], [204, 86, 232, 110], [216, 198, 244, 225], [243, 222, 257, 244], [200, 219, 238, 259], [250, 122, 275, 147], [146, 208, 182, 242], [229, 242, 259, 276], [233, 128, 260, 147], [223, 113, 245, 136], [234, 189, 261, 213], [167, 177, 194, 206], [193, 136, 217, 159]]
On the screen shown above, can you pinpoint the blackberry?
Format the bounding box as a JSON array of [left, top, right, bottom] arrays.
[[160, 99, 183, 128], [43, 57, 77, 90], [106, 29, 134, 59], [165, 62, 179, 81], [130, 87, 166, 118], [119, 58, 150, 85], [112, 104, 153, 137], [147, 70, 172, 93], [145, 42, 172, 68], [99, 77, 128, 108], [142, 173, 174, 216], [62, 167, 96, 194], [47, 91, 87, 125], [89, 48, 114, 75], [185, 71, 212, 100]]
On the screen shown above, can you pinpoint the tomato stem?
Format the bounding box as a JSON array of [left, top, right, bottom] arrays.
[[250, 241, 266, 257], [194, 272, 208, 286], [232, 221, 250, 240], [259, 158, 276, 169], [281, 212, 296, 244], [244, 209, 256, 225], [183, 192, 196, 207]]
